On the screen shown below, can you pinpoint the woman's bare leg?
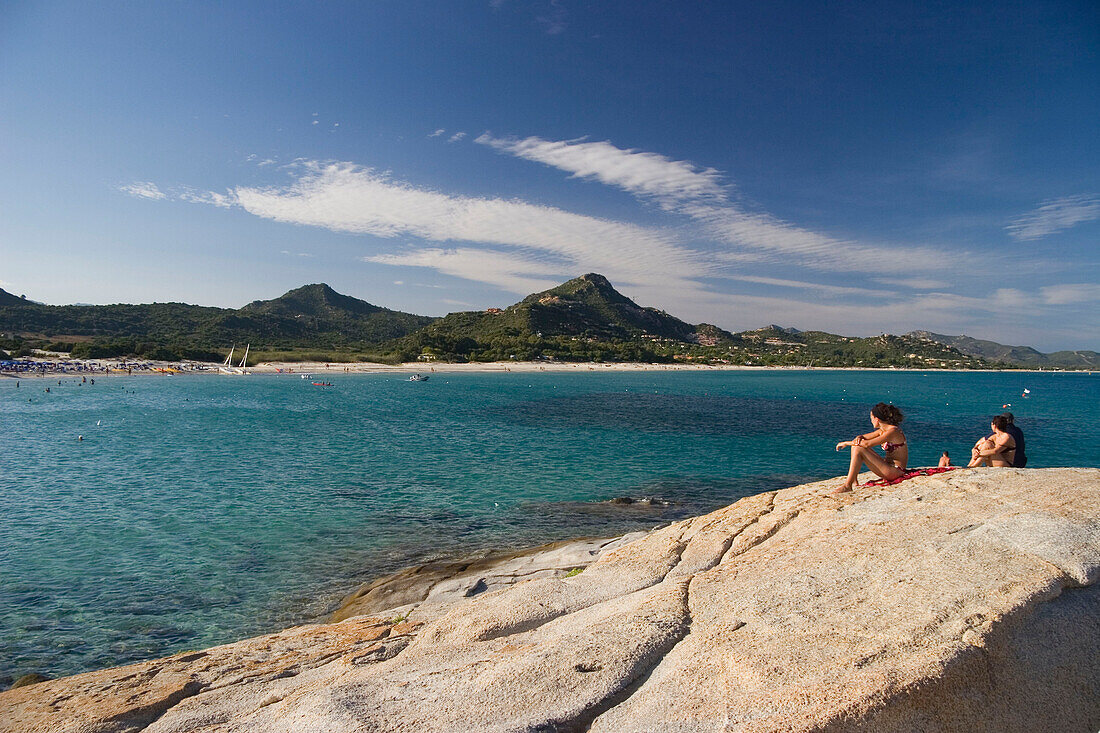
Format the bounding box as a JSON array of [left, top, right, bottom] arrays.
[[835, 446, 903, 493], [969, 439, 995, 467], [857, 445, 906, 481]]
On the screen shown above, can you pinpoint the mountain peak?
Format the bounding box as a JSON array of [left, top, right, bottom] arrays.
[[281, 283, 341, 301], [578, 273, 612, 288], [0, 288, 29, 306], [533, 273, 631, 303], [244, 283, 384, 317]]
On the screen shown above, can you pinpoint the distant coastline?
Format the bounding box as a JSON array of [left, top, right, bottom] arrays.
[[2, 355, 1093, 378], [5, 276, 1096, 370]]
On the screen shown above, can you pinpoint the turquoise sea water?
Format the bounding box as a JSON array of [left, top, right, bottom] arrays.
[[2, 369, 1097, 683]]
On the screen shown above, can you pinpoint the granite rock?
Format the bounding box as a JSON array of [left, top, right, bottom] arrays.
[[2, 467, 1098, 732]]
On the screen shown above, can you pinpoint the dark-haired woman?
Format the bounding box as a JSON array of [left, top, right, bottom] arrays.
[[968, 415, 1016, 467], [833, 403, 907, 494]]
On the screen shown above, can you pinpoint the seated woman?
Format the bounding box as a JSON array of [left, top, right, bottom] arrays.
[[968, 415, 1016, 467], [833, 402, 907, 494]]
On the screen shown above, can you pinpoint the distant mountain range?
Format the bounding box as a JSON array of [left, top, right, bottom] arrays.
[[0, 277, 1092, 369], [906, 331, 1100, 369]]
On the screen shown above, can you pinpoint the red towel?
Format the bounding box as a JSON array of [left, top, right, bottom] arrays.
[[864, 465, 958, 487]]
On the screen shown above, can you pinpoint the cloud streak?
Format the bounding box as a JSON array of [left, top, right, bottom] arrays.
[[202, 161, 706, 293], [1039, 283, 1100, 305], [476, 134, 728, 209], [119, 182, 166, 200], [478, 133, 962, 274], [366, 247, 564, 296], [1006, 194, 1100, 240]]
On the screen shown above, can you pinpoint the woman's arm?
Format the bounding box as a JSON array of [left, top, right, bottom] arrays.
[[837, 428, 885, 450], [976, 434, 1013, 457]]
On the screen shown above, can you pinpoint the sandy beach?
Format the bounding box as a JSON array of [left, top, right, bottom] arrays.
[[2, 356, 1063, 378]]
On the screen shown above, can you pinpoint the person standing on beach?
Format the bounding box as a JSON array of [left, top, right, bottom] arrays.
[[833, 403, 907, 494]]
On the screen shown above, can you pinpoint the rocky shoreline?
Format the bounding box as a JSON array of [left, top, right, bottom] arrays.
[[2, 467, 1098, 732], [328, 533, 647, 625]]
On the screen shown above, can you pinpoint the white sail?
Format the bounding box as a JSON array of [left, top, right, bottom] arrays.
[[238, 344, 250, 369], [218, 345, 245, 374]]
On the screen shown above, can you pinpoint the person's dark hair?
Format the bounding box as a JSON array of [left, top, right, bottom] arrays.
[[871, 402, 904, 425], [1000, 412, 1015, 424], [991, 415, 1009, 431]]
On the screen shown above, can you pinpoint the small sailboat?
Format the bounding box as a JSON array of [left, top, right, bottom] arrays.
[[218, 345, 249, 375]]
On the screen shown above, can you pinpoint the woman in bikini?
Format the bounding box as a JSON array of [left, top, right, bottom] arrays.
[[968, 415, 1016, 467], [833, 402, 907, 494]]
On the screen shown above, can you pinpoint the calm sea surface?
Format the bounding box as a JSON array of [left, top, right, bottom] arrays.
[[2, 369, 1097, 682]]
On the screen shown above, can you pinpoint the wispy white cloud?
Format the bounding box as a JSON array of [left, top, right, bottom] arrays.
[[280, 250, 314, 258], [179, 189, 234, 208], [478, 134, 962, 274], [119, 182, 166, 200], [201, 161, 705, 293], [476, 133, 727, 209], [876, 277, 946, 290], [1006, 194, 1100, 241], [1040, 283, 1100, 305], [691, 205, 952, 274], [429, 128, 446, 138], [536, 0, 567, 34], [247, 154, 278, 167], [448, 132, 467, 143], [726, 274, 893, 298], [365, 247, 564, 295]]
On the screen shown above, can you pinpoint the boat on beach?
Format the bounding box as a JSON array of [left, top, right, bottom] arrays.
[[218, 345, 250, 375]]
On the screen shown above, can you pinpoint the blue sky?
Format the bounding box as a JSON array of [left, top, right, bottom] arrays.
[[1, 1, 1097, 350]]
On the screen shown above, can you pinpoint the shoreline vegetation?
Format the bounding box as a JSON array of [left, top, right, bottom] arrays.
[[4, 275, 1097, 371], [2, 355, 1093, 379]]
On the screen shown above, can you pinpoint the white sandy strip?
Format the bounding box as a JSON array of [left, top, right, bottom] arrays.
[[1, 357, 1046, 377]]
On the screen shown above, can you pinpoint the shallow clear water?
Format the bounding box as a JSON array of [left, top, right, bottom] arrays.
[[1, 369, 1097, 683]]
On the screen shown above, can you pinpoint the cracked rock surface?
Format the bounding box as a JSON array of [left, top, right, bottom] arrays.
[[2, 468, 1098, 732]]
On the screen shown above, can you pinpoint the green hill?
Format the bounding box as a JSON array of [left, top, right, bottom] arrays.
[[907, 331, 1100, 369], [0, 285, 434, 361], [725, 328, 985, 369], [388, 274, 734, 362], [384, 275, 983, 367], [201, 284, 435, 345], [0, 289, 30, 307], [2, 280, 1092, 369]]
